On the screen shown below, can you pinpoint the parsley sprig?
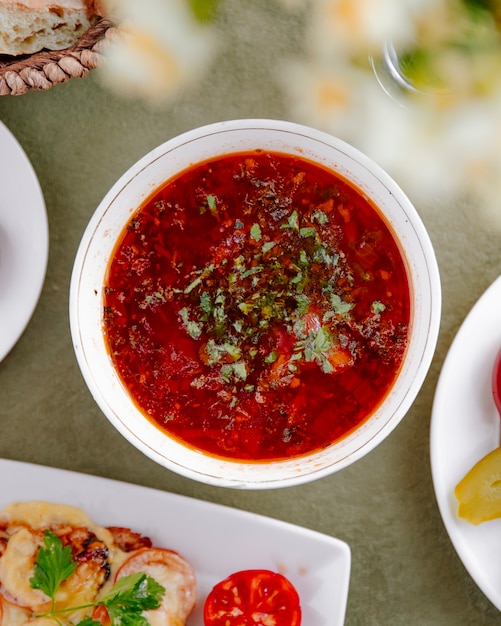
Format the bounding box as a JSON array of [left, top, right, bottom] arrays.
[[30, 530, 77, 612], [29, 530, 165, 626]]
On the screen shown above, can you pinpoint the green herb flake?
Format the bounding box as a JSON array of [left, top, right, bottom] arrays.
[[330, 293, 354, 316], [179, 307, 203, 339], [242, 266, 263, 278], [302, 326, 335, 367], [314, 246, 338, 267], [295, 294, 310, 316], [298, 249, 309, 266], [200, 291, 212, 315], [299, 227, 317, 238], [230, 396, 238, 408], [206, 194, 218, 218], [371, 301, 386, 314], [312, 209, 329, 225], [322, 359, 334, 374], [281, 210, 299, 230], [184, 264, 215, 294], [291, 271, 303, 285], [205, 339, 241, 365], [143, 291, 165, 307], [261, 241, 275, 253], [220, 364, 233, 383], [265, 351, 278, 363], [250, 223, 262, 241], [184, 276, 203, 294], [293, 318, 307, 339], [314, 326, 333, 352], [223, 343, 241, 360], [232, 360, 248, 380]]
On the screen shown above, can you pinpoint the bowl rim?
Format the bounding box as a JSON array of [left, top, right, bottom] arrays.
[[70, 118, 442, 489]]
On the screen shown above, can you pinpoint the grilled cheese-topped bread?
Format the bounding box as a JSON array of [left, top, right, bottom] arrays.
[[0, 501, 197, 625]]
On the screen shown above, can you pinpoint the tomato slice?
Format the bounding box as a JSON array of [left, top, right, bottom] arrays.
[[203, 569, 302, 626], [115, 547, 197, 622]]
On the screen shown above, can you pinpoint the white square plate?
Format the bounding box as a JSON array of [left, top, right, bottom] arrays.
[[0, 459, 351, 625]]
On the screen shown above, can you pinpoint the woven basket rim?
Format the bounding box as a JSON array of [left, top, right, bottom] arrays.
[[0, 18, 115, 96]]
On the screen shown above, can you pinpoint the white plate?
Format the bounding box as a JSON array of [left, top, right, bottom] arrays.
[[431, 274, 501, 609], [0, 120, 48, 362], [0, 458, 351, 625]]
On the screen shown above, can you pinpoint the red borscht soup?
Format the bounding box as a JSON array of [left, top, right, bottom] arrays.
[[103, 151, 411, 461]]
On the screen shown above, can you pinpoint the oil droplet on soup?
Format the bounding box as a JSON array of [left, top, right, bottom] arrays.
[[103, 151, 411, 461]]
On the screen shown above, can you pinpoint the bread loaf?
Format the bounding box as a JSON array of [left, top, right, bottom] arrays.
[[0, 0, 102, 56]]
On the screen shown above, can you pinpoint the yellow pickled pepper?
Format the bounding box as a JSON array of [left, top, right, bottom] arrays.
[[455, 446, 501, 524]]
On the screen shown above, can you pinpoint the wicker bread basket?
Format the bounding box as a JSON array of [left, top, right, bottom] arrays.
[[0, 18, 115, 95]]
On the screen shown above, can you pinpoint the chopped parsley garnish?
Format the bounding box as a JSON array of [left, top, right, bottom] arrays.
[[174, 194, 367, 392]]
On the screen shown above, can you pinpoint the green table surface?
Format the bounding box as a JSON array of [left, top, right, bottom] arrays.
[[1, 3, 501, 624]]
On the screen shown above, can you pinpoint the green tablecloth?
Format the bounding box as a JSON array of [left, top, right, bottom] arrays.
[[1, 2, 501, 624]]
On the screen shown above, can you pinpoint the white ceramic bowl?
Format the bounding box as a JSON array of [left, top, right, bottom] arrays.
[[70, 119, 441, 489]]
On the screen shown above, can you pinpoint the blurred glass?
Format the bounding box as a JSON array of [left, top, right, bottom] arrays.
[[371, 0, 501, 104]]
